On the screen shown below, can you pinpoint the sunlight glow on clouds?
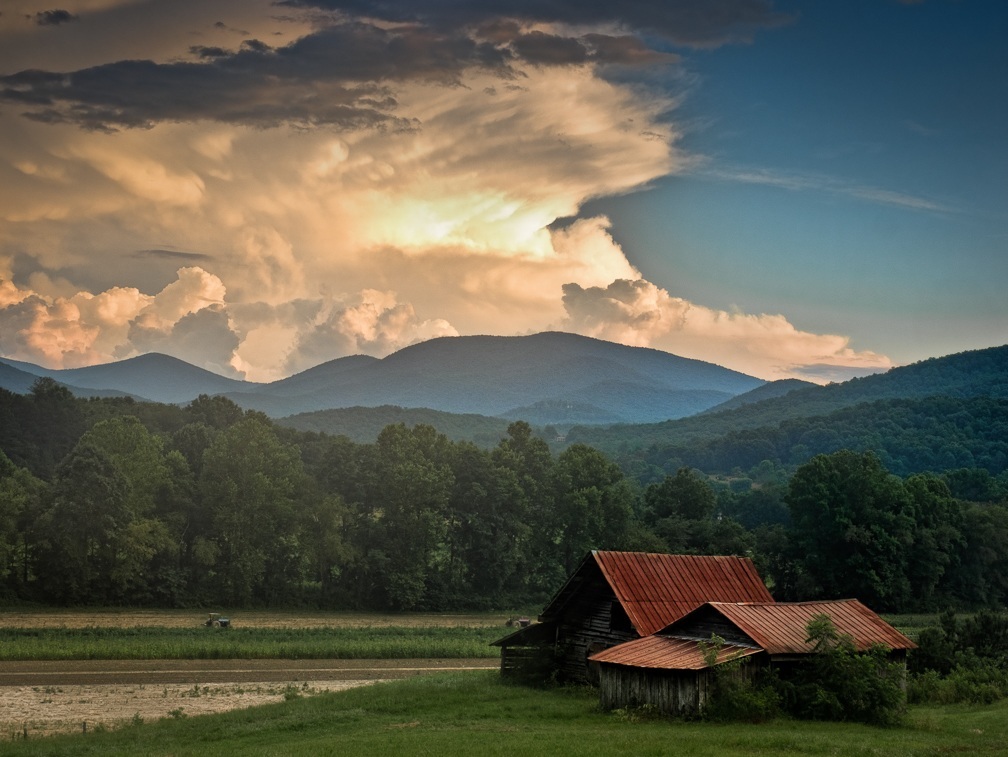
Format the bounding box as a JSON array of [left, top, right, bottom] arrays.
[[0, 0, 889, 383], [562, 278, 893, 381]]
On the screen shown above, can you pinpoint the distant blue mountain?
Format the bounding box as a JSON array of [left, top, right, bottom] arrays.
[[226, 332, 765, 421], [0, 332, 765, 423]]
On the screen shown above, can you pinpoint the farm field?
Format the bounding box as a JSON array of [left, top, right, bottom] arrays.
[[0, 610, 953, 745], [0, 609, 507, 737]]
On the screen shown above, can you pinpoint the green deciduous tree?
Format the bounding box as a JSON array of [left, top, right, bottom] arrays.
[[34, 442, 132, 603], [361, 424, 453, 610], [903, 473, 964, 609], [439, 442, 527, 607], [492, 421, 560, 596], [199, 416, 307, 605], [0, 451, 47, 597], [552, 444, 633, 574], [786, 451, 914, 609]]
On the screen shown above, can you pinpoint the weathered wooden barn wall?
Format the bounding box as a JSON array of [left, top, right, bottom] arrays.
[[597, 664, 715, 716], [553, 571, 636, 683], [499, 643, 561, 682]]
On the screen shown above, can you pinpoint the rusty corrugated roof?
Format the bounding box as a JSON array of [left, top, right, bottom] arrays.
[[675, 600, 916, 654], [592, 551, 775, 636], [589, 635, 761, 670]]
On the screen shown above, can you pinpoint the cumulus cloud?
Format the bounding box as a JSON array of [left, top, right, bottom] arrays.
[[0, 268, 233, 371], [562, 279, 892, 380], [283, 289, 458, 374], [128, 304, 241, 378]]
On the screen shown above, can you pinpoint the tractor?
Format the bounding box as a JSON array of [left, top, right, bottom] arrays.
[[204, 612, 231, 628]]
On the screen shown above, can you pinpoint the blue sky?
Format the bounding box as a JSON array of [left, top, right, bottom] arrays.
[[593, 0, 1007, 372], [0, 0, 1004, 382]]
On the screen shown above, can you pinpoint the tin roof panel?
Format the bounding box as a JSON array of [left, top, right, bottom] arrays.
[[593, 551, 774, 636], [686, 600, 916, 654], [589, 635, 760, 671]]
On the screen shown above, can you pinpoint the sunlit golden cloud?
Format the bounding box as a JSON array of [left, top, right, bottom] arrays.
[[0, 0, 892, 384]]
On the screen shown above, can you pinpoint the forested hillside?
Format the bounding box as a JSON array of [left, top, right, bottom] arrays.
[[571, 344, 1008, 468], [612, 396, 1008, 483], [1, 378, 1006, 613]]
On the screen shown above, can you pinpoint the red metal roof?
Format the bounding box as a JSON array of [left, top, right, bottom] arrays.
[[674, 600, 916, 654], [589, 635, 760, 671], [592, 551, 774, 636]]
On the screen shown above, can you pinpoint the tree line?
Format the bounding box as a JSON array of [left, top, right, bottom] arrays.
[[0, 379, 1006, 611]]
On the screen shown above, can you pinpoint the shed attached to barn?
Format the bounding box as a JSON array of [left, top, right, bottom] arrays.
[[589, 598, 916, 716], [492, 550, 774, 683]]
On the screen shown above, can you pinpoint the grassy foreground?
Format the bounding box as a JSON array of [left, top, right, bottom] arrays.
[[4, 671, 1007, 756]]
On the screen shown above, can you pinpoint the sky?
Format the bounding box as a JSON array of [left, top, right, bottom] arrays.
[[0, 0, 1004, 384]]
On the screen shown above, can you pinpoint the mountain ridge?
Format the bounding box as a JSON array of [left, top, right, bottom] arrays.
[[0, 332, 765, 424], [568, 343, 1008, 453]]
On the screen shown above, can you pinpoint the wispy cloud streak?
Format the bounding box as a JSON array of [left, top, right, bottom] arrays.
[[699, 164, 953, 213]]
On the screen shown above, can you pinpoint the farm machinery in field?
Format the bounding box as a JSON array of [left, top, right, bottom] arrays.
[[204, 612, 231, 628]]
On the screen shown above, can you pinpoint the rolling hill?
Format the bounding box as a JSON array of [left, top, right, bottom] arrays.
[[0, 332, 765, 425]]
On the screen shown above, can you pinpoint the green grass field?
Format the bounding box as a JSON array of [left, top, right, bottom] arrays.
[[3, 671, 1007, 756], [0, 625, 501, 660]]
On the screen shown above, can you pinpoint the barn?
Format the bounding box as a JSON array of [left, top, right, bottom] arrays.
[[589, 599, 916, 716], [492, 550, 774, 683]]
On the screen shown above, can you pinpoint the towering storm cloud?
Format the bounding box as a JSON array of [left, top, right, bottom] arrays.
[[0, 0, 896, 381]]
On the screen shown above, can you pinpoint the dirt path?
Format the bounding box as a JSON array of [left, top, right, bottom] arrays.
[[0, 658, 497, 686], [0, 659, 499, 740]]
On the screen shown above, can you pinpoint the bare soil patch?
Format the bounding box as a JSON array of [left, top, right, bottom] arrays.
[[0, 679, 373, 739]]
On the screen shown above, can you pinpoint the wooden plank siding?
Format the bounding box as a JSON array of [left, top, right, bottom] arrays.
[[553, 570, 637, 683], [597, 664, 716, 716]]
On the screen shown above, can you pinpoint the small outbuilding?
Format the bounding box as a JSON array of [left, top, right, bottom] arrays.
[[493, 550, 774, 683], [589, 599, 916, 716]]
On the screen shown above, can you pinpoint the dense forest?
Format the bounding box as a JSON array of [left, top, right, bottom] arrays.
[[571, 344, 1008, 464], [610, 396, 1008, 483], [1, 379, 1006, 612]]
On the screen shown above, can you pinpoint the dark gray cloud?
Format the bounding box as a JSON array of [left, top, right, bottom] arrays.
[[0, 2, 778, 131], [34, 9, 78, 26], [134, 249, 214, 262], [0, 22, 514, 131], [282, 0, 790, 48], [510, 31, 589, 66]]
